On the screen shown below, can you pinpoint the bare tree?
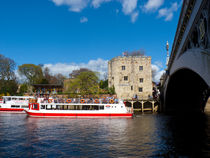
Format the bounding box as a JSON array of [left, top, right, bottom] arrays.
[[123, 49, 145, 57], [69, 68, 91, 78]]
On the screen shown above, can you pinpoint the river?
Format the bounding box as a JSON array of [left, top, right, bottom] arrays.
[[0, 111, 210, 157]]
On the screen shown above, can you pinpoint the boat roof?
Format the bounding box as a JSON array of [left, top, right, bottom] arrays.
[[3, 96, 34, 98]]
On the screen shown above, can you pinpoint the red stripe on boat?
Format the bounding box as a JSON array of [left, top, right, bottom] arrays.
[[0, 108, 24, 111], [26, 111, 133, 117]]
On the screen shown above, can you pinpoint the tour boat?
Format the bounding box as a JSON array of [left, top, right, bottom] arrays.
[[25, 98, 133, 118], [0, 96, 34, 112]]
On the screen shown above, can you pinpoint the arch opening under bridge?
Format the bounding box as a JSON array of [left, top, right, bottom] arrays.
[[165, 68, 209, 113]]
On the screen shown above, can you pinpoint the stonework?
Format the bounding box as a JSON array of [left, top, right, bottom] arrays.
[[108, 56, 152, 100]]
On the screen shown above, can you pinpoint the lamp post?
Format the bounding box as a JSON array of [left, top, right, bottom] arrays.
[[166, 41, 169, 67]]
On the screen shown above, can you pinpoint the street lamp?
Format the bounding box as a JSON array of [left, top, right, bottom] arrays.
[[166, 41, 169, 67]]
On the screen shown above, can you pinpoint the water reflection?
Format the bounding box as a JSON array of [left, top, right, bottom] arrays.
[[162, 112, 210, 157], [0, 112, 210, 157]]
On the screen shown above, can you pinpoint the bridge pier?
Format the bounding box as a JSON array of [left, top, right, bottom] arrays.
[[124, 99, 159, 113]]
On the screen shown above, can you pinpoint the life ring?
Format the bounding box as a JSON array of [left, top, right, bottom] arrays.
[[80, 99, 85, 104], [66, 99, 72, 103], [109, 99, 114, 104], [48, 99, 53, 103], [94, 99, 99, 104]]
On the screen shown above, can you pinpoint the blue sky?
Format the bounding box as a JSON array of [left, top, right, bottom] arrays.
[[0, 0, 182, 81]]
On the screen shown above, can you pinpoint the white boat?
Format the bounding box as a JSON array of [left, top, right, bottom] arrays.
[[25, 98, 133, 118], [0, 96, 34, 112]]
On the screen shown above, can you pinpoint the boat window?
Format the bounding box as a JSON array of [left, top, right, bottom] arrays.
[[46, 104, 52, 110], [92, 105, 99, 110], [41, 105, 46, 109], [56, 105, 61, 110], [11, 105, 20, 108], [82, 105, 90, 110], [52, 104, 56, 109], [99, 106, 104, 110], [33, 104, 39, 110], [21, 105, 28, 108]]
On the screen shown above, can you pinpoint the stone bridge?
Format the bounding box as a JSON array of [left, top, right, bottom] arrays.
[[160, 0, 210, 113]]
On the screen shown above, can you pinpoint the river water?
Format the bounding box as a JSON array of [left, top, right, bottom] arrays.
[[0, 111, 210, 157]]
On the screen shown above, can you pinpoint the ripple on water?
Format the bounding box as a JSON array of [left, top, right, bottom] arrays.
[[0, 113, 210, 157]]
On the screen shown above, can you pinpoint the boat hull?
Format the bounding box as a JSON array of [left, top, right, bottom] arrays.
[[25, 111, 133, 118], [0, 108, 25, 112]]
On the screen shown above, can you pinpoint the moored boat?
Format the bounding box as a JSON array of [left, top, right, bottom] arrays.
[[0, 96, 34, 112], [25, 98, 133, 118]]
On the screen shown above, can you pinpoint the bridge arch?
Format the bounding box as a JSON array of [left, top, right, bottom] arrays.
[[133, 101, 141, 109], [165, 68, 209, 113]]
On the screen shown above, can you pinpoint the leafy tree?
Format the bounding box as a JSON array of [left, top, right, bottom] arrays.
[[18, 64, 43, 84], [0, 54, 18, 95], [66, 70, 99, 96], [108, 85, 116, 95], [18, 84, 28, 95], [99, 79, 108, 90], [78, 71, 99, 96]]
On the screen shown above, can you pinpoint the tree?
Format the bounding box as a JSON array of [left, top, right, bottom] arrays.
[[108, 85, 116, 95], [69, 68, 91, 78], [0, 54, 18, 95], [99, 79, 108, 90], [18, 84, 28, 95], [0, 54, 16, 80], [66, 70, 99, 96], [78, 71, 99, 96], [123, 49, 145, 57], [18, 64, 43, 84]]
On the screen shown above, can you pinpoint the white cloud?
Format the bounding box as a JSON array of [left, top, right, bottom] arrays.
[[131, 11, 139, 23], [116, 9, 119, 14], [121, 0, 139, 23], [152, 62, 165, 83], [158, 2, 178, 21], [15, 70, 27, 83], [80, 16, 88, 23], [92, 0, 112, 8], [43, 58, 108, 79], [144, 0, 164, 12], [154, 61, 163, 68], [52, 0, 89, 12], [121, 0, 138, 15], [51, 0, 140, 23]]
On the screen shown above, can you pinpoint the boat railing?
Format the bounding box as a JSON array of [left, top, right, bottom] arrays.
[[37, 98, 119, 104]]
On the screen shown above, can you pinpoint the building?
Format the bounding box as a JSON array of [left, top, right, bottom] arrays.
[[108, 55, 152, 100], [32, 84, 63, 97]]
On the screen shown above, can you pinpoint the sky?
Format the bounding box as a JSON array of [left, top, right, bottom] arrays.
[[0, 0, 182, 82]]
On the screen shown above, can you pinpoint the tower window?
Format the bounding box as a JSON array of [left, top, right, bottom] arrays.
[[139, 87, 143, 92], [139, 78, 143, 83], [139, 66, 143, 71], [131, 86, 133, 90], [124, 76, 128, 81], [122, 66, 125, 70]]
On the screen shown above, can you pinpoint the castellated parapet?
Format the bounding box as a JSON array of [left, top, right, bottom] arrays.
[[108, 56, 152, 100]]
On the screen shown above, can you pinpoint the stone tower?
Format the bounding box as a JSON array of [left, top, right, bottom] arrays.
[[108, 55, 152, 99]]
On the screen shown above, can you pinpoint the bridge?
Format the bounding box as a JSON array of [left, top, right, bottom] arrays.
[[160, 0, 210, 113]]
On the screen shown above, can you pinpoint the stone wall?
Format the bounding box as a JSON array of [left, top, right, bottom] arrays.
[[108, 56, 152, 99]]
